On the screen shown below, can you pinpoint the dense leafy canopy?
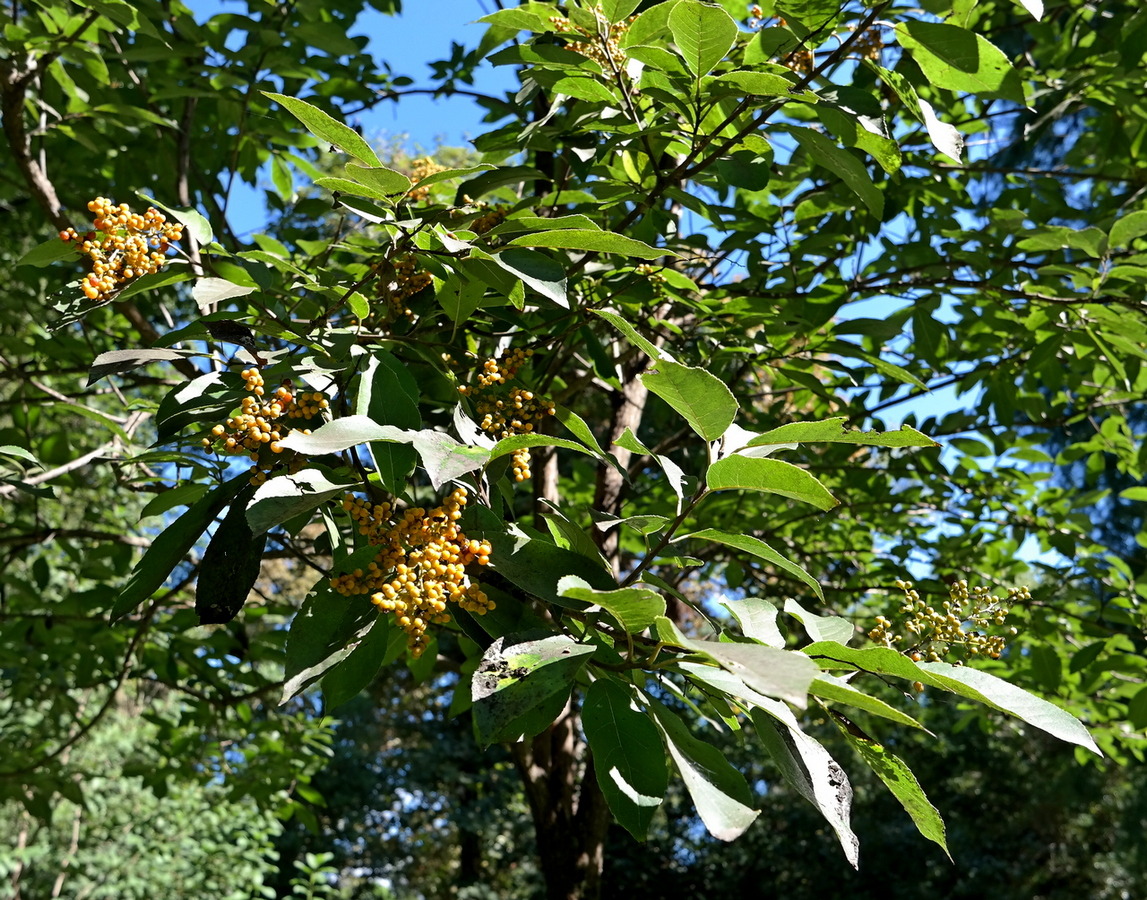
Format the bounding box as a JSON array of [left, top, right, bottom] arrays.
[[2, 0, 1146, 897]]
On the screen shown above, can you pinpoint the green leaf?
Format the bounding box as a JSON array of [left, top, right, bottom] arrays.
[[477, 530, 615, 605], [601, 0, 641, 22], [472, 635, 595, 745], [18, 236, 77, 268], [87, 348, 201, 386], [649, 696, 759, 840], [1110, 210, 1147, 249], [723, 597, 785, 648], [112, 473, 247, 620], [355, 348, 420, 495], [195, 487, 266, 625], [0, 444, 40, 465], [321, 614, 393, 709], [783, 598, 854, 644], [642, 361, 739, 441], [667, 0, 738, 79], [784, 126, 884, 218], [506, 229, 670, 260], [657, 616, 817, 708], [488, 433, 603, 463], [691, 529, 824, 602], [314, 176, 395, 203], [137, 194, 213, 244], [810, 675, 930, 732], [706, 455, 839, 510], [582, 679, 667, 840], [411, 163, 497, 192], [488, 247, 568, 307], [245, 468, 356, 535], [750, 704, 859, 867], [1014, 0, 1043, 20], [803, 642, 1102, 755], [895, 22, 1025, 103], [283, 590, 379, 704], [745, 417, 938, 449], [262, 92, 382, 167], [717, 71, 797, 97], [1128, 685, 1147, 730], [190, 277, 256, 313], [344, 163, 412, 196], [592, 308, 667, 361], [839, 729, 949, 858], [558, 576, 665, 633], [277, 415, 409, 455]]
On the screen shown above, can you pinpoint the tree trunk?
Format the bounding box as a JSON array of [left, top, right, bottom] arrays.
[[512, 702, 610, 900]]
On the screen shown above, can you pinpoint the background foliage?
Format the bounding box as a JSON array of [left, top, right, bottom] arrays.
[[2, 0, 1145, 897]]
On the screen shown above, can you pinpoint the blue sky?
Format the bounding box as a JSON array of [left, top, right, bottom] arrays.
[[189, 0, 516, 150]]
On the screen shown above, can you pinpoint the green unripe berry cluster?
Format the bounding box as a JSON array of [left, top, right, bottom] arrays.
[[869, 579, 1026, 665]]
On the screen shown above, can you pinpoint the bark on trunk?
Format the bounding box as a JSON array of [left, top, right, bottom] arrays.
[[512, 703, 610, 900]]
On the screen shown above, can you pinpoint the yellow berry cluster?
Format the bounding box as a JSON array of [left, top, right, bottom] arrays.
[[472, 205, 508, 235], [60, 198, 183, 302], [550, 10, 634, 71], [848, 26, 883, 61], [748, 4, 764, 27], [332, 487, 494, 656], [868, 579, 1026, 664], [200, 369, 327, 485], [456, 349, 555, 482], [635, 263, 668, 297], [375, 253, 431, 320], [783, 47, 815, 74], [406, 157, 448, 203]]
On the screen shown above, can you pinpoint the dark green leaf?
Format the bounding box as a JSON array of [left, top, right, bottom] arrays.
[[582, 678, 667, 840], [112, 474, 247, 620]]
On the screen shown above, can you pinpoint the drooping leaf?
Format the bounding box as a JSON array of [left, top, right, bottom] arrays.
[[195, 487, 266, 624], [355, 348, 420, 494], [751, 705, 859, 867], [810, 674, 930, 732], [649, 696, 759, 841], [803, 642, 1102, 755], [785, 126, 884, 219], [582, 678, 667, 840], [112, 474, 247, 620], [593, 308, 671, 362], [838, 726, 949, 858], [320, 614, 397, 710]]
